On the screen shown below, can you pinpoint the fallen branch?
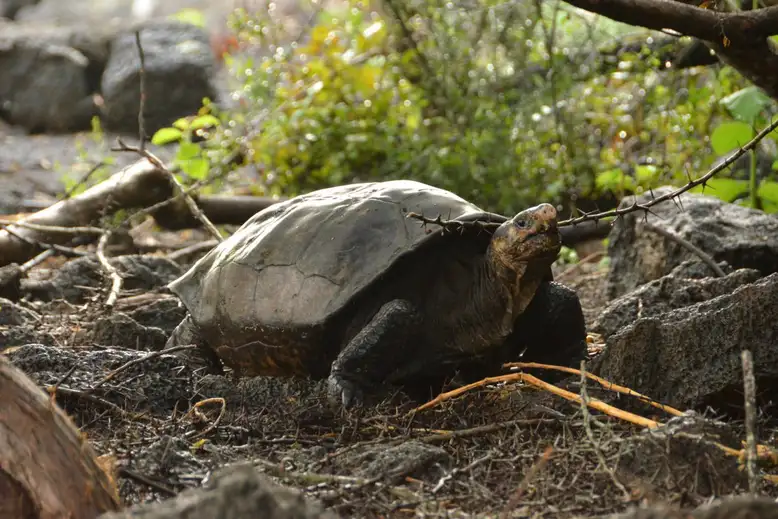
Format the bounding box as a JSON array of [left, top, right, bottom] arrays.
[[0, 160, 172, 267], [562, 0, 778, 44], [416, 366, 778, 482], [503, 361, 685, 417], [411, 372, 661, 428], [0, 356, 120, 518], [741, 350, 760, 495], [96, 231, 124, 307]]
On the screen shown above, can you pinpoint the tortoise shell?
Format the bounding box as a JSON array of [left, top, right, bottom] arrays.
[[168, 180, 508, 376]]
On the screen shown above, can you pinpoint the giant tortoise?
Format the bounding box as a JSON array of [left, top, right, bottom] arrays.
[[166, 180, 587, 407]]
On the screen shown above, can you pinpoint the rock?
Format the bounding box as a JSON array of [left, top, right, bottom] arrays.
[[605, 186, 778, 298], [592, 261, 760, 340], [91, 312, 169, 350], [0, 31, 97, 132], [591, 273, 778, 412], [337, 440, 451, 484], [0, 0, 38, 19], [100, 20, 219, 135], [98, 462, 338, 519], [22, 255, 182, 303]]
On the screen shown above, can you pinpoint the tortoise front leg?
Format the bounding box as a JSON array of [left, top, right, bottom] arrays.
[[327, 299, 421, 408], [510, 281, 588, 368]]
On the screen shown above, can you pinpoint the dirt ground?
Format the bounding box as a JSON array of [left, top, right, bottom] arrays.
[[2, 234, 776, 518]]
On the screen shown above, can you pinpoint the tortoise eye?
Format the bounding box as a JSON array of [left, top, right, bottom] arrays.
[[514, 219, 528, 228]]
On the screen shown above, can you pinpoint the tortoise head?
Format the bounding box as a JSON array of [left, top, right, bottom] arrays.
[[488, 203, 561, 271]]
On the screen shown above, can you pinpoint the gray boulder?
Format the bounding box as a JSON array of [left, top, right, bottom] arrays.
[[0, 0, 38, 19], [98, 463, 338, 519], [0, 27, 97, 132], [100, 20, 218, 135], [592, 260, 760, 341], [606, 186, 778, 299], [591, 272, 778, 411]]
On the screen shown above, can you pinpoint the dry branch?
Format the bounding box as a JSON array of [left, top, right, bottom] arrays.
[[503, 361, 685, 417], [563, 0, 778, 101], [0, 160, 173, 267], [0, 355, 120, 518], [562, 0, 778, 43]]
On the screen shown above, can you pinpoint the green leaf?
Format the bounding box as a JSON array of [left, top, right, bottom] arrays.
[[176, 141, 201, 161], [179, 158, 209, 180], [772, 159, 778, 171], [757, 180, 778, 205], [693, 177, 749, 202], [172, 118, 191, 131], [151, 127, 183, 145], [595, 168, 636, 191], [635, 164, 659, 183], [710, 122, 754, 155], [720, 86, 773, 123], [190, 114, 221, 130]]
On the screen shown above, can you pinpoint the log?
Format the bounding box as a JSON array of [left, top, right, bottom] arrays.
[[0, 160, 174, 266], [0, 355, 120, 519]]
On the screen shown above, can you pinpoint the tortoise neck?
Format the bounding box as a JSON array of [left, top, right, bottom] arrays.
[[472, 252, 529, 338]]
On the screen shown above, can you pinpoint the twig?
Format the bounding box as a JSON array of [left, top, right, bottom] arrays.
[[93, 344, 197, 389], [2, 226, 91, 259], [113, 141, 223, 241], [643, 222, 725, 277], [578, 361, 631, 500], [57, 161, 109, 201], [135, 30, 147, 151], [117, 467, 177, 497], [560, 115, 778, 227], [0, 219, 104, 235], [413, 418, 558, 445], [19, 248, 57, 272], [432, 452, 493, 493], [185, 397, 227, 438], [411, 372, 661, 429], [96, 231, 123, 308], [741, 349, 760, 495], [500, 446, 553, 518], [503, 362, 685, 417], [47, 386, 133, 418]]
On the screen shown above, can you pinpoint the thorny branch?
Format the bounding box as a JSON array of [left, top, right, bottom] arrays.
[[407, 116, 778, 232], [578, 361, 631, 500]]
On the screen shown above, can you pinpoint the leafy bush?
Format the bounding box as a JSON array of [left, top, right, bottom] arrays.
[[152, 1, 778, 215]]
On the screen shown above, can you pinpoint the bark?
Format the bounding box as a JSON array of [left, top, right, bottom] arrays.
[[0, 356, 120, 519], [0, 160, 174, 266], [563, 0, 778, 102]]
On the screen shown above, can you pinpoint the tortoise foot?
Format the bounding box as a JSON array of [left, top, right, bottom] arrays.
[[326, 374, 364, 409]]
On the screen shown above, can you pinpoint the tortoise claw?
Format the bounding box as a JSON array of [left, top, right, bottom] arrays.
[[327, 374, 364, 410]]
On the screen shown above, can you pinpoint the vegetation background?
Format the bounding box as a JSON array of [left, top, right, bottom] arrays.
[[150, 0, 778, 221]]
